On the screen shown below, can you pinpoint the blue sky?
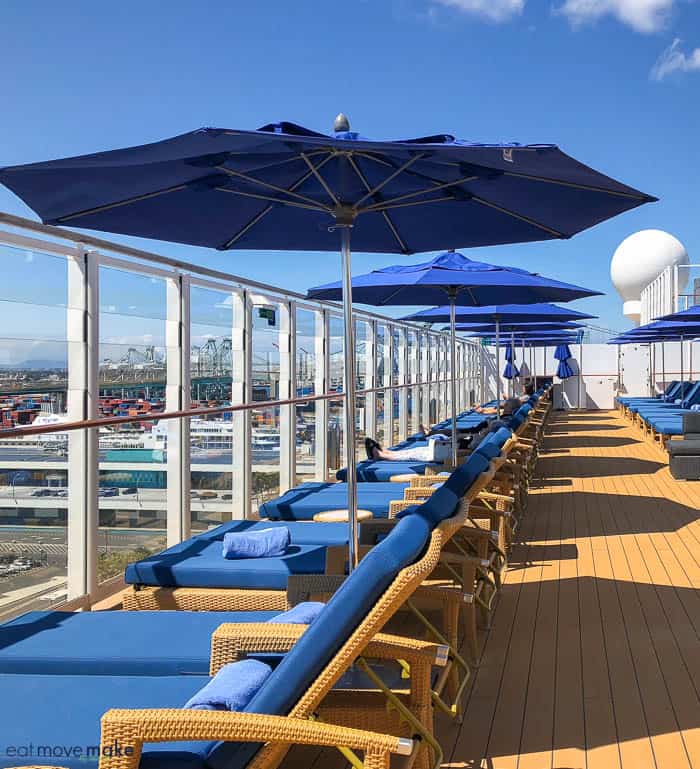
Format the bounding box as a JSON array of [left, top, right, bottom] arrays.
[[1, 0, 698, 333]]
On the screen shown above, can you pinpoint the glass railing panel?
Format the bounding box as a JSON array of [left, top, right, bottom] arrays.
[[250, 301, 282, 512], [295, 308, 317, 485], [189, 285, 234, 528], [0, 244, 70, 619], [98, 266, 167, 582]]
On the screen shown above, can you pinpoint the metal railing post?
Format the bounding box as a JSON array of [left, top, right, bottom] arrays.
[[166, 273, 191, 546]]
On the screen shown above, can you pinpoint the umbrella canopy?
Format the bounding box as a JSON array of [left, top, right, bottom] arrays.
[[450, 321, 584, 333], [557, 359, 576, 379], [309, 249, 602, 306], [656, 306, 700, 323], [0, 122, 655, 252], [504, 360, 520, 380], [609, 320, 700, 343], [0, 117, 653, 572], [403, 302, 598, 324], [309, 249, 600, 459], [554, 344, 573, 360]]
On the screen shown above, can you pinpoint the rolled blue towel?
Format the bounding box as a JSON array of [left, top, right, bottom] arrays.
[[268, 601, 325, 625], [222, 526, 290, 559], [184, 659, 272, 711]]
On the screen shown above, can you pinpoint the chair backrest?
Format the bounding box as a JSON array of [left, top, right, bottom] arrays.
[[663, 380, 680, 397], [442, 452, 491, 499], [206, 512, 434, 768], [474, 427, 512, 460], [680, 381, 700, 409], [683, 411, 700, 438]]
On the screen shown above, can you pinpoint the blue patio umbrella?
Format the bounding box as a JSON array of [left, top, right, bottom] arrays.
[[557, 359, 576, 379], [554, 344, 575, 379], [450, 321, 585, 333], [406, 303, 597, 324], [309, 250, 599, 460], [656, 306, 700, 322], [0, 117, 653, 569], [609, 320, 700, 400], [503, 344, 520, 380]]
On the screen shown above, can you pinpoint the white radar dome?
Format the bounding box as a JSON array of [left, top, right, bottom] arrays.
[[610, 229, 689, 324]]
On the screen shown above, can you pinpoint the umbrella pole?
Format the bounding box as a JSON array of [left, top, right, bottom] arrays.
[[480, 344, 485, 407], [662, 341, 666, 392], [680, 335, 685, 401], [449, 291, 458, 467], [339, 225, 359, 570], [495, 321, 501, 418], [511, 331, 515, 397], [533, 346, 537, 390]]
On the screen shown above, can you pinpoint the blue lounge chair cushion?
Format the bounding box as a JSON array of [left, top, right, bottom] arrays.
[[0, 610, 279, 676], [222, 527, 290, 559], [206, 512, 433, 769], [125, 538, 328, 589], [184, 660, 272, 711], [0, 673, 215, 769], [258, 482, 408, 520], [267, 602, 324, 625], [443, 453, 491, 498]]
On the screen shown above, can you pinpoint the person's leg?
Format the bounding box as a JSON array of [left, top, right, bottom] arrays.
[[372, 445, 433, 462]]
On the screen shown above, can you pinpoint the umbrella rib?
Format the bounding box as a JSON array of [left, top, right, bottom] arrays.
[[352, 153, 426, 209], [357, 150, 652, 201], [53, 183, 188, 223], [219, 152, 336, 249], [498, 169, 653, 200], [214, 186, 327, 212], [300, 152, 340, 206], [468, 195, 566, 238], [347, 156, 409, 254], [214, 165, 331, 211], [357, 174, 480, 214]]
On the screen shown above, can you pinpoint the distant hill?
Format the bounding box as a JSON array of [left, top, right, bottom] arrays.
[[0, 360, 67, 370]]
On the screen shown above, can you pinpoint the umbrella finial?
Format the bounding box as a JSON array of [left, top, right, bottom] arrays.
[[334, 113, 350, 133]]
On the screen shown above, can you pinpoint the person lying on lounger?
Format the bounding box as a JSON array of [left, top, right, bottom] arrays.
[[363, 396, 522, 463], [475, 382, 534, 414]]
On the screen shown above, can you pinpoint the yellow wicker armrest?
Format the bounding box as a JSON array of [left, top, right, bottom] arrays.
[[404, 487, 435, 501], [389, 499, 417, 517], [359, 519, 397, 545], [286, 574, 347, 604], [210, 623, 307, 672], [99, 708, 412, 769], [211, 623, 448, 673], [364, 633, 449, 667]]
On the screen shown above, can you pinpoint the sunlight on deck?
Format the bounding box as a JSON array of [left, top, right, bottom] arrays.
[[288, 410, 700, 769], [440, 410, 700, 769]]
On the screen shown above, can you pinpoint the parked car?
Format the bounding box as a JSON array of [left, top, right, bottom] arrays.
[[31, 488, 52, 497], [98, 487, 119, 498], [221, 493, 232, 501], [199, 491, 217, 499], [121, 487, 138, 495]]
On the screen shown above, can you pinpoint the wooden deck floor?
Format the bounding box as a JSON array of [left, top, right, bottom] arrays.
[[439, 409, 700, 769], [284, 410, 700, 769]]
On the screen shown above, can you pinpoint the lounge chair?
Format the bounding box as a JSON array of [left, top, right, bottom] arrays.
[[1, 496, 466, 769]]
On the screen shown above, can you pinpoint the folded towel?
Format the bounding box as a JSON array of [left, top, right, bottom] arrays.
[[184, 659, 272, 711], [222, 527, 290, 559], [268, 601, 325, 625]]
